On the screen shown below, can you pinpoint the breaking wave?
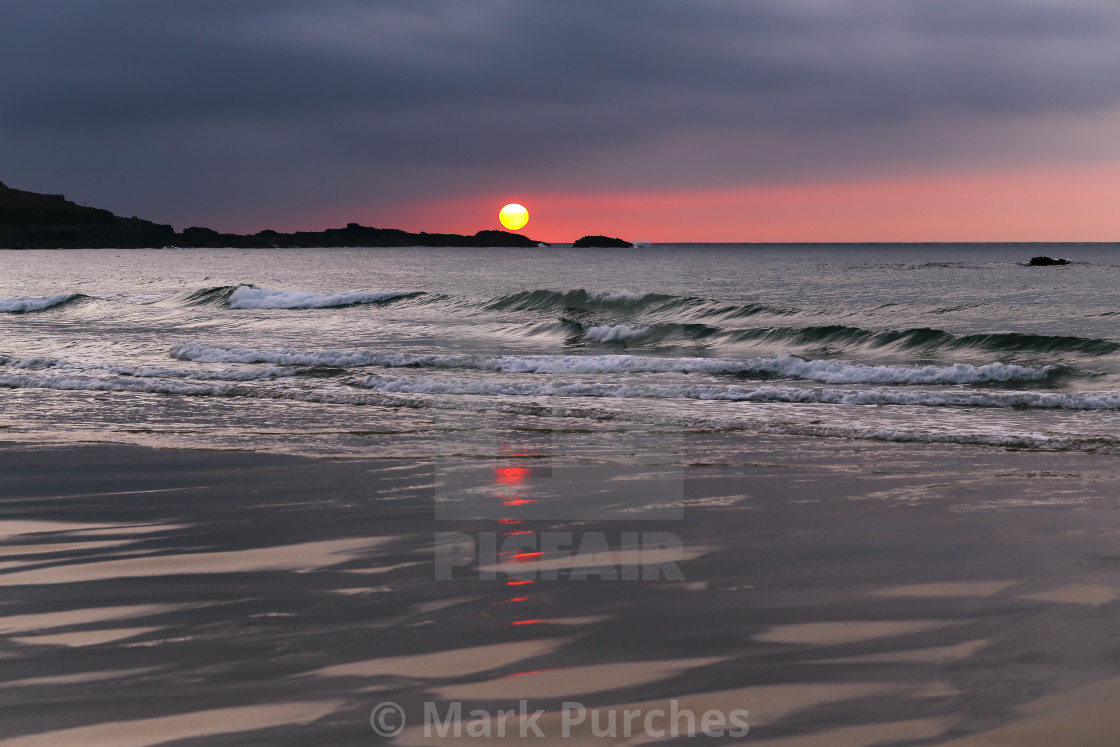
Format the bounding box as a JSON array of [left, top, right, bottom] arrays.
[[754, 325, 1120, 356], [177, 285, 420, 309], [227, 286, 420, 309], [483, 289, 796, 318], [0, 294, 85, 313], [550, 316, 1120, 357], [182, 285, 240, 306]]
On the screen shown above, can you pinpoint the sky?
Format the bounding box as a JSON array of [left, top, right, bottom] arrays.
[[3, 0, 1120, 242]]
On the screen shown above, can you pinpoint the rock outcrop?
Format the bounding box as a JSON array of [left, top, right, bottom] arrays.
[[572, 235, 633, 248], [1028, 256, 1071, 266]]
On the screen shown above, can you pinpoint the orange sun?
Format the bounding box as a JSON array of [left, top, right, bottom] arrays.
[[499, 203, 529, 230]]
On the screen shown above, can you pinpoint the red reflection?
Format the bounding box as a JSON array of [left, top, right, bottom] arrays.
[[494, 466, 532, 485], [490, 445, 546, 618], [499, 442, 540, 458], [502, 668, 550, 678], [491, 596, 530, 605]]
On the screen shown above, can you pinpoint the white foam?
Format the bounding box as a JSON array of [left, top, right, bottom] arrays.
[[4, 357, 61, 370], [586, 290, 649, 303], [584, 324, 651, 342], [0, 295, 77, 313], [226, 286, 413, 309], [169, 344, 1059, 385]]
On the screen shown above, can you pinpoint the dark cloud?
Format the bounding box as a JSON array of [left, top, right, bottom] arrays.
[[3, 0, 1119, 229]]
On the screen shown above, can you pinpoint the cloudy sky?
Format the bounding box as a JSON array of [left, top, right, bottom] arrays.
[[4, 0, 1120, 241]]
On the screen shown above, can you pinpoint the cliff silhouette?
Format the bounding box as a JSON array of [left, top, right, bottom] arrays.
[[0, 181, 541, 249]]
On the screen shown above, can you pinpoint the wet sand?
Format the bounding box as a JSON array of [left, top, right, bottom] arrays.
[[3, 436, 1120, 744]]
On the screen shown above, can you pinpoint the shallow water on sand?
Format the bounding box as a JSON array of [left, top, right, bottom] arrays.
[[4, 440, 1120, 744]]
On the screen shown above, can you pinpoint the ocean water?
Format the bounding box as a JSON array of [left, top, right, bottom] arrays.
[[2, 243, 1120, 460]]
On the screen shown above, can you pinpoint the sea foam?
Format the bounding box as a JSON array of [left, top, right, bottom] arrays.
[[0, 294, 81, 313], [583, 324, 652, 343]]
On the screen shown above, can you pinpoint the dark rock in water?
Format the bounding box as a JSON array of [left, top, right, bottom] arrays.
[[572, 235, 633, 248], [0, 181, 544, 249], [1028, 256, 1071, 266], [469, 230, 538, 248]]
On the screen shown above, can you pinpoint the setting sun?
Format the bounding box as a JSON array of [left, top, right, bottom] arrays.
[[498, 203, 529, 230]]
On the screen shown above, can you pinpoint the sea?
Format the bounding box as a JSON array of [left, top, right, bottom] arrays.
[[2, 243, 1120, 462]]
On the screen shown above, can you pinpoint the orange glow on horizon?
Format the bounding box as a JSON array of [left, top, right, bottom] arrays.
[[343, 161, 1120, 243]]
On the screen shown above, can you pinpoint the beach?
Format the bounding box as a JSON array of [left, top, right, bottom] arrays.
[[4, 435, 1120, 744], [7, 1, 1120, 741]]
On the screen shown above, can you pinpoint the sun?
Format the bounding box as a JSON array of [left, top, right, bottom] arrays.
[[499, 203, 529, 231]]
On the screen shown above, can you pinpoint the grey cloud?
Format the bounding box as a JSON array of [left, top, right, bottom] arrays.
[[3, 0, 1119, 227]]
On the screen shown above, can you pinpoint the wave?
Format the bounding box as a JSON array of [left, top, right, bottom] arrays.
[[354, 375, 1119, 411], [483, 289, 797, 318], [176, 285, 420, 309], [182, 285, 240, 306], [0, 294, 85, 313], [485, 289, 674, 312], [170, 344, 1063, 385], [583, 324, 654, 343], [737, 325, 1120, 357], [560, 318, 1120, 358], [552, 316, 1120, 357], [227, 286, 420, 309], [565, 319, 723, 346]]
